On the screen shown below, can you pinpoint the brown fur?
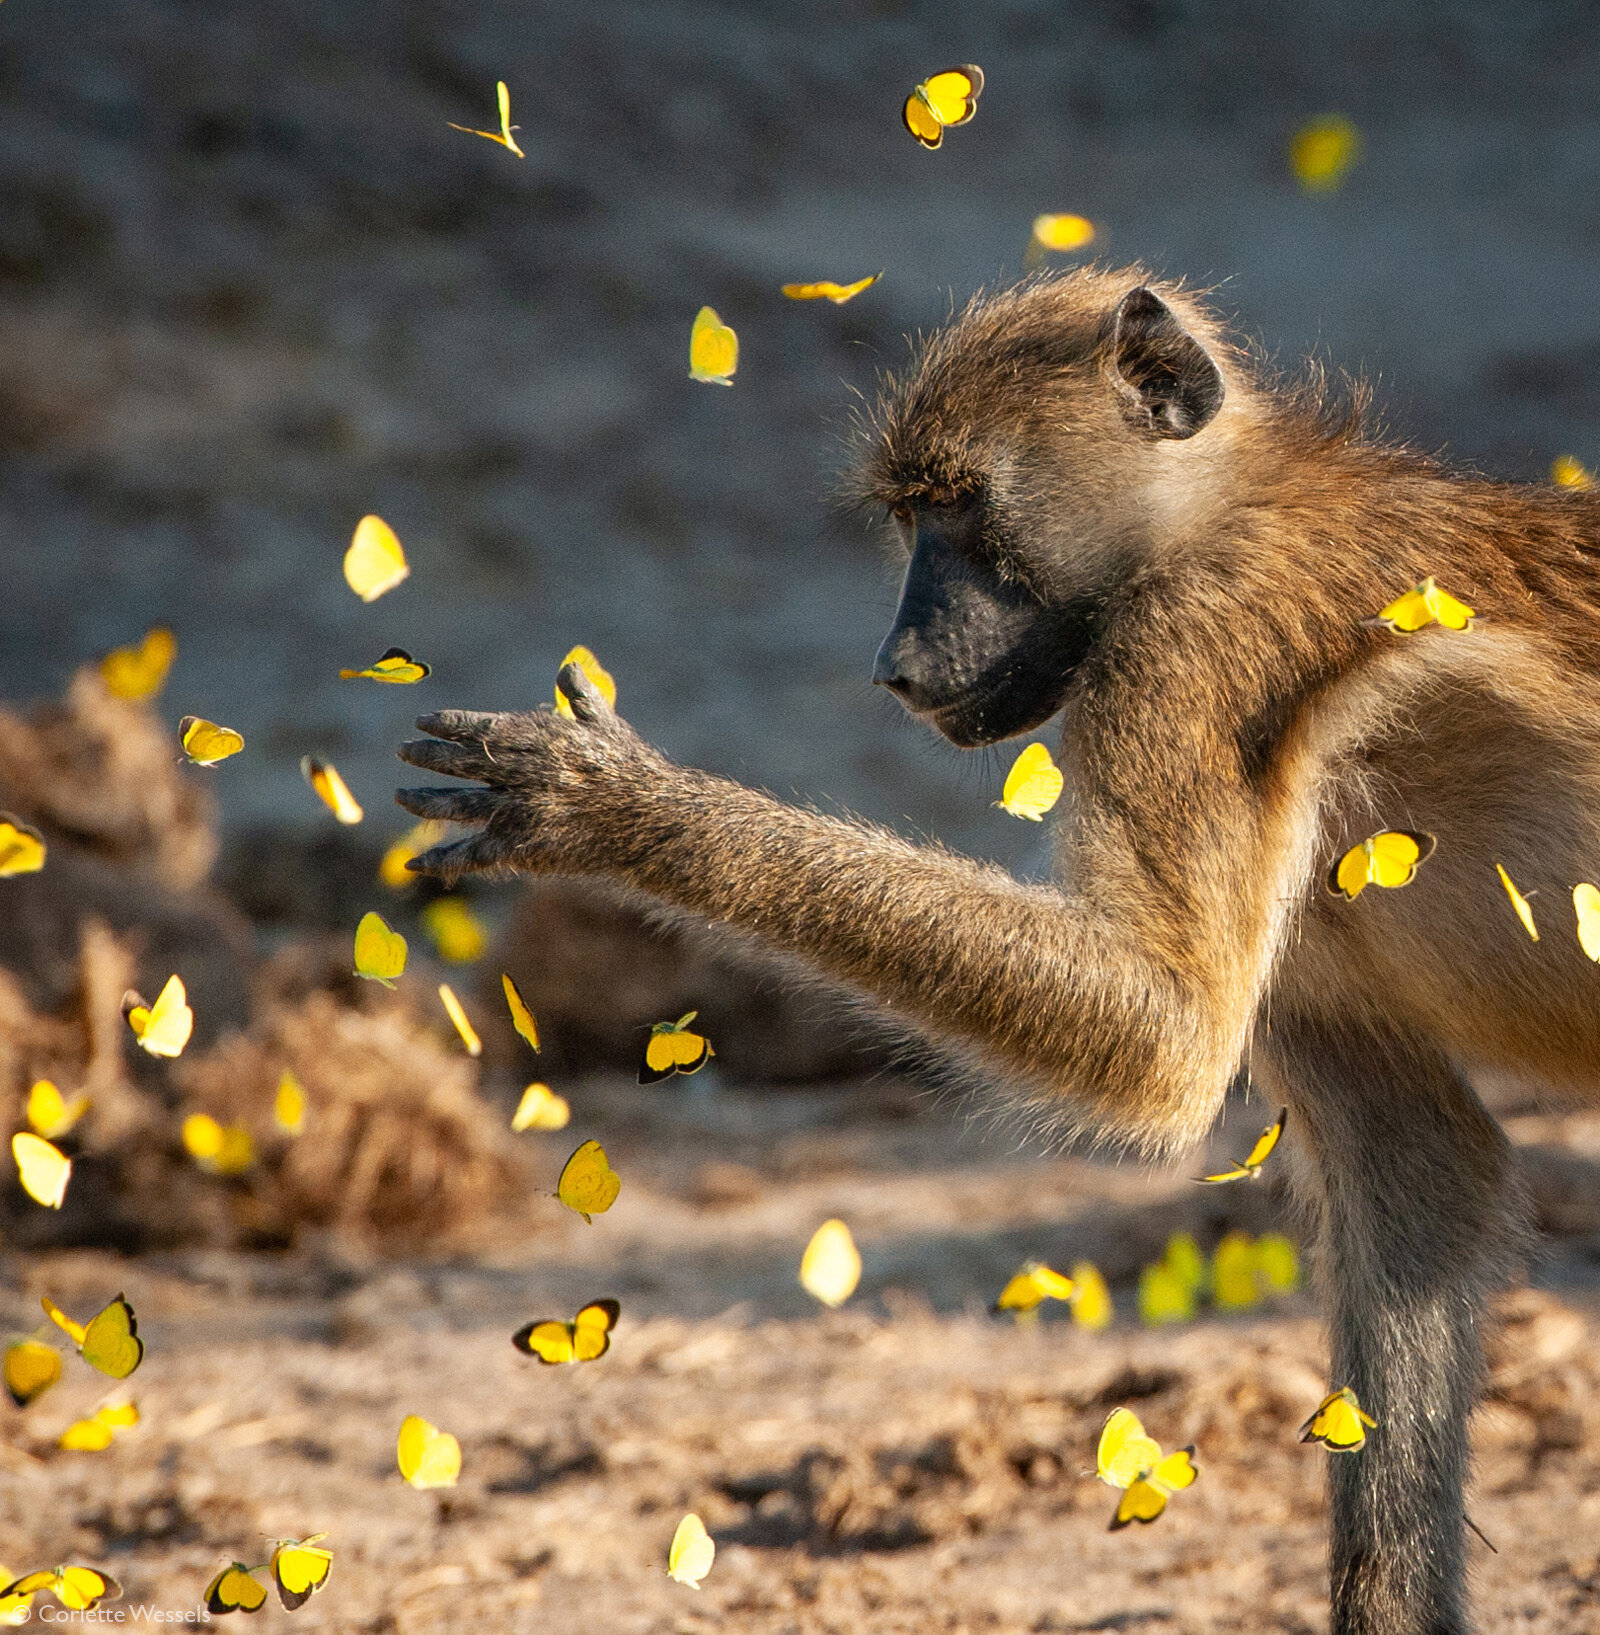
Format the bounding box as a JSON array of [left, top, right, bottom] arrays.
[[398, 265, 1600, 1633]]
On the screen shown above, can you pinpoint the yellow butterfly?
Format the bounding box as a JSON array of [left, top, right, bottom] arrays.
[[512, 1083, 569, 1132], [1255, 1231, 1300, 1294], [1161, 1231, 1206, 1295], [1290, 115, 1361, 192], [99, 627, 175, 701], [1300, 1385, 1376, 1452], [12, 1132, 71, 1208], [1495, 864, 1539, 940], [1069, 1260, 1114, 1329], [1030, 212, 1095, 252], [122, 974, 194, 1058], [902, 64, 984, 149], [182, 1114, 254, 1176], [396, 1414, 461, 1489], [178, 716, 244, 766], [512, 1299, 620, 1364], [667, 1513, 715, 1590], [353, 911, 407, 988], [1552, 454, 1595, 490], [343, 514, 409, 602], [0, 814, 46, 877], [3, 1338, 61, 1407], [380, 819, 445, 887], [448, 80, 525, 157], [0, 1567, 121, 1613], [1574, 882, 1600, 961], [640, 1010, 714, 1083], [422, 896, 486, 963], [1138, 1260, 1196, 1327], [1370, 576, 1475, 633], [502, 973, 541, 1052], [1198, 1106, 1287, 1183], [26, 1079, 87, 1141], [780, 273, 881, 304], [556, 1139, 621, 1222], [1211, 1229, 1261, 1310], [437, 983, 482, 1056], [688, 306, 738, 385], [268, 1537, 331, 1611], [553, 644, 618, 719], [1327, 830, 1436, 900], [275, 1070, 306, 1135], [43, 1293, 143, 1379], [996, 741, 1063, 821], [58, 1401, 139, 1451], [0, 1568, 32, 1626], [994, 1260, 1075, 1316], [339, 646, 430, 684], [799, 1218, 862, 1308], [1097, 1407, 1198, 1529], [204, 1563, 269, 1616], [301, 756, 364, 824]]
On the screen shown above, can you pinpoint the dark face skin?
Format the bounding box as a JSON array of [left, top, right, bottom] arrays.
[[872, 496, 1102, 747]]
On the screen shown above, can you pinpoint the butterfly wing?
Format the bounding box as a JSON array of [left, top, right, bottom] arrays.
[[997, 742, 1063, 820], [1028, 1263, 1075, 1301], [667, 1513, 715, 1588], [799, 1218, 862, 1307], [1373, 585, 1434, 632], [502, 974, 542, 1051], [1328, 841, 1374, 900], [206, 1564, 268, 1615], [4, 1339, 62, 1406], [12, 1132, 71, 1208], [557, 1139, 621, 1221], [1152, 1447, 1198, 1492], [1032, 213, 1095, 251], [0, 815, 46, 877], [59, 1418, 116, 1451], [41, 1297, 87, 1346], [667, 1028, 712, 1073], [921, 66, 983, 124], [80, 1296, 143, 1380], [1110, 1478, 1168, 1529], [512, 1319, 579, 1364], [344, 515, 409, 602], [994, 1267, 1043, 1313], [1097, 1409, 1162, 1489], [1495, 864, 1539, 939], [1300, 1388, 1372, 1451], [1069, 1261, 1113, 1329], [1368, 830, 1435, 889], [438, 984, 483, 1056], [1241, 1108, 1288, 1170], [1422, 580, 1475, 630], [512, 1083, 569, 1132], [353, 912, 407, 988], [136, 975, 194, 1058], [270, 1544, 332, 1611], [571, 1299, 621, 1361], [55, 1569, 120, 1611], [688, 308, 738, 385], [101, 627, 176, 699]]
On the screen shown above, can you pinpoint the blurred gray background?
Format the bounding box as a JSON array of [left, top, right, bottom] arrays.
[[0, 0, 1596, 875]]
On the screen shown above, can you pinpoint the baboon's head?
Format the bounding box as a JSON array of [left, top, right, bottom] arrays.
[[858, 268, 1233, 746]]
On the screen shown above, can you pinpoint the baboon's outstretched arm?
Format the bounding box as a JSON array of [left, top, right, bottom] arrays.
[[398, 667, 1285, 1144]]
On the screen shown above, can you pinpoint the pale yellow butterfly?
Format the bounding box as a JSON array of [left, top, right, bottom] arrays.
[[799, 1218, 861, 1308], [301, 756, 363, 824], [27, 1079, 88, 1140], [1574, 882, 1600, 961], [689, 307, 738, 385], [0, 814, 45, 877], [181, 1114, 254, 1175], [438, 983, 482, 1056], [781, 273, 881, 304], [396, 1414, 461, 1489], [667, 1513, 715, 1589], [447, 80, 525, 157], [353, 912, 407, 988], [12, 1132, 70, 1208], [122, 974, 194, 1057], [178, 717, 244, 766], [512, 1083, 570, 1131], [100, 628, 175, 700], [343, 514, 409, 602], [275, 1070, 306, 1135], [997, 741, 1063, 820], [1496, 864, 1538, 940], [1290, 115, 1361, 192]]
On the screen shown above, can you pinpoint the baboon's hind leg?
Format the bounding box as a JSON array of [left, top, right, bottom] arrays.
[[1266, 1020, 1525, 1635]]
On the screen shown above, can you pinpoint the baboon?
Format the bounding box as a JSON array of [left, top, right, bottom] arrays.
[[398, 266, 1600, 1634]]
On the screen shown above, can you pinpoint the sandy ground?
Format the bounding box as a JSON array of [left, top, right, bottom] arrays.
[[3, 1080, 1598, 1634]]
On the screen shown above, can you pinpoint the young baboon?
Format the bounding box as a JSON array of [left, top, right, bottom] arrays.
[[398, 266, 1600, 1634]]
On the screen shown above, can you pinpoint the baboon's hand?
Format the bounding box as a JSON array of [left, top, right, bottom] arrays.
[[395, 662, 665, 879]]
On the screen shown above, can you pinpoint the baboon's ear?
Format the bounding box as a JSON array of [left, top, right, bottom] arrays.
[[1107, 287, 1225, 439]]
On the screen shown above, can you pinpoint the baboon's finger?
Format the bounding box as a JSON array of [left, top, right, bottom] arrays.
[[556, 662, 614, 724], [396, 736, 498, 780], [395, 786, 501, 823], [413, 710, 506, 745], [405, 837, 486, 879]]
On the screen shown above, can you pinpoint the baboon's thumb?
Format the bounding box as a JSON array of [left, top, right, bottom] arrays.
[[556, 661, 613, 724]]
